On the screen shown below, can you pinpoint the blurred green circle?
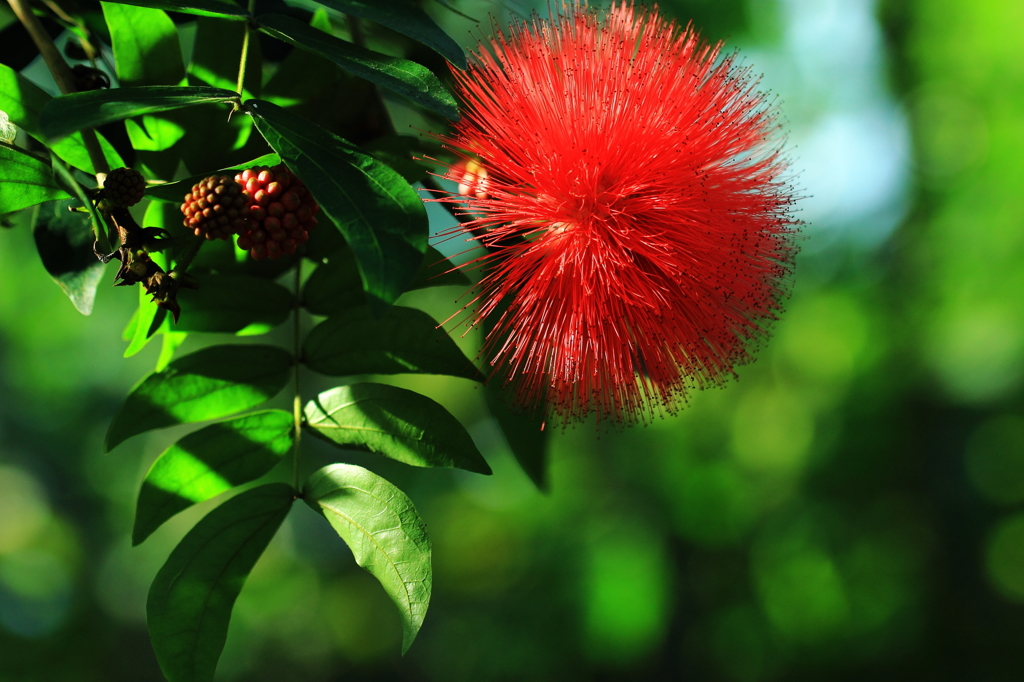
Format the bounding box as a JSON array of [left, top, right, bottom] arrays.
[[965, 415, 1024, 505], [984, 513, 1024, 602]]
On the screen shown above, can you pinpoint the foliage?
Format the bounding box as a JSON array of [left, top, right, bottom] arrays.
[[0, 1, 536, 679]]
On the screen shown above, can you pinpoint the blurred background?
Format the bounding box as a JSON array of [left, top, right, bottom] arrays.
[[2, 0, 1023, 679]]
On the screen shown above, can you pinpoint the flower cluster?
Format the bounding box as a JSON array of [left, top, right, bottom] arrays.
[[436, 1, 799, 424]]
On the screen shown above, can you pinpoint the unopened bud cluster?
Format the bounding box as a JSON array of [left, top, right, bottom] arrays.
[[103, 167, 146, 209], [181, 175, 249, 240], [234, 166, 319, 260], [178, 164, 319, 260]]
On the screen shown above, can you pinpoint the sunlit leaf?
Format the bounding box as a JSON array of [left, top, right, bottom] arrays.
[[303, 305, 482, 381], [102, 2, 186, 87], [105, 344, 293, 451], [305, 383, 490, 473], [315, 0, 466, 68], [174, 274, 295, 335], [247, 99, 428, 310], [148, 483, 294, 682], [0, 63, 124, 174], [0, 146, 70, 213], [255, 14, 458, 119], [100, 0, 248, 20], [303, 464, 430, 653], [39, 86, 238, 141], [133, 410, 294, 544], [31, 199, 106, 315]]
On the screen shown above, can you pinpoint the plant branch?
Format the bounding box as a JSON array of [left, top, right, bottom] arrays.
[[234, 0, 256, 102], [7, 0, 110, 177], [292, 259, 303, 491]]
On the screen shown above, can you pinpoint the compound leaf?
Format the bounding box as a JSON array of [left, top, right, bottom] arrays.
[[133, 410, 294, 544], [315, 0, 465, 67], [100, 0, 248, 20], [305, 383, 490, 474], [303, 305, 481, 381], [31, 199, 106, 314], [148, 483, 294, 682], [39, 86, 238, 141], [175, 274, 295, 335], [105, 344, 293, 451], [304, 464, 430, 654], [0, 146, 70, 213], [256, 14, 458, 119]]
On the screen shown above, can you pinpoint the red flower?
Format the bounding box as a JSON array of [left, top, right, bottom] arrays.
[[435, 1, 799, 424]]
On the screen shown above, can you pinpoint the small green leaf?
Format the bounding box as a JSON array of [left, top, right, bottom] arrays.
[[0, 146, 71, 213], [106, 344, 293, 451], [316, 0, 466, 68], [157, 330, 188, 371], [100, 0, 248, 20], [31, 199, 106, 315], [175, 274, 295, 335], [256, 14, 458, 119], [0, 63, 124, 174], [303, 245, 469, 316], [134, 410, 294, 544], [39, 86, 238, 141], [148, 483, 294, 682], [124, 285, 165, 358], [247, 99, 428, 310], [303, 464, 430, 654], [102, 2, 186, 87], [303, 305, 481, 381], [305, 383, 490, 474], [145, 153, 280, 203]]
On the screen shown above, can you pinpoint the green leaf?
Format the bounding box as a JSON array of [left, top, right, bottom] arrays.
[[145, 153, 280, 203], [0, 145, 71, 213], [305, 383, 490, 474], [134, 410, 294, 544], [157, 330, 188, 371], [0, 64, 124, 174], [303, 245, 469, 316], [39, 86, 239, 142], [303, 464, 430, 653], [317, 0, 465, 68], [102, 2, 186, 87], [106, 344, 293, 451], [124, 286, 166, 357], [125, 115, 186, 151], [175, 274, 295, 335], [485, 383, 549, 489], [255, 13, 458, 119], [148, 483, 294, 682], [481, 297, 549, 488], [31, 199, 106, 315], [303, 305, 481, 381], [100, 0, 248, 20], [301, 246, 364, 315], [247, 99, 428, 310]]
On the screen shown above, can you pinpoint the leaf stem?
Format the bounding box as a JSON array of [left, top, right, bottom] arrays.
[[7, 0, 110, 177], [235, 0, 257, 101], [292, 259, 303, 491]]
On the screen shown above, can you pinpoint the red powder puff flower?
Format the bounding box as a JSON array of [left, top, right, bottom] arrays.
[[435, 1, 799, 424]]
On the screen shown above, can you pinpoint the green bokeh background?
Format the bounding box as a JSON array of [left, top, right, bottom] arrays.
[[3, 0, 1024, 679]]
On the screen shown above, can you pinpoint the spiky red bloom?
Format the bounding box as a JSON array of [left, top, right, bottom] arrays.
[[436, 2, 799, 424]]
